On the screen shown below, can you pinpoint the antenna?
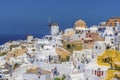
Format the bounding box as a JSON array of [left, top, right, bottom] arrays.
[[48, 16, 51, 27]]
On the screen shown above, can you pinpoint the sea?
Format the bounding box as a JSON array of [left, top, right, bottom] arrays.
[[0, 34, 46, 45], [0, 24, 67, 45]]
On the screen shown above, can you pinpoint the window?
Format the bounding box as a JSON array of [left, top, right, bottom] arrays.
[[114, 23, 117, 26], [95, 70, 96, 75], [38, 76, 40, 79], [83, 69, 84, 72], [112, 42, 114, 44], [97, 71, 101, 77], [113, 27, 116, 31], [95, 46, 98, 49], [82, 54, 84, 57], [88, 30, 90, 32], [106, 46, 111, 50], [99, 47, 101, 50], [102, 71, 104, 76], [78, 66, 80, 69], [36, 59, 38, 62], [110, 23, 112, 26], [98, 68, 100, 70], [89, 35, 91, 37], [114, 19, 117, 22], [92, 54, 94, 59], [92, 70, 93, 74]]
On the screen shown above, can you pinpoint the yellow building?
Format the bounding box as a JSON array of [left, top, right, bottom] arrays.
[[97, 50, 120, 80], [106, 17, 120, 27], [74, 19, 87, 30]]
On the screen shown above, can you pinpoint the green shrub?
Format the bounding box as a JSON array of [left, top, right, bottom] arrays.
[[0, 52, 7, 56]]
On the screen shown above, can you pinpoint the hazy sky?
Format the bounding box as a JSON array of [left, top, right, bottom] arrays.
[[0, 0, 120, 34]]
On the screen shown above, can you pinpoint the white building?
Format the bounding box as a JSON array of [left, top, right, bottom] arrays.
[[83, 63, 108, 80], [23, 67, 53, 80], [27, 35, 34, 43], [70, 29, 88, 41], [43, 44, 54, 50], [9, 53, 27, 64], [89, 25, 98, 33], [0, 66, 10, 80], [73, 49, 94, 65], [50, 23, 59, 35], [116, 33, 120, 51], [0, 45, 6, 52], [93, 41, 106, 55], [105, 35, 115, 45], [44, 35, 63, 46], [0, 43, 11, 52], [72, 49, 94, 72], [72, 49, 108, 80], [64, 28, 75, 37], [34, 48, 59, 65], [116, 22, 120, 33], [27, 47, 36, 53], [64, 19, 99, 41], [10, 45, 22, 51]]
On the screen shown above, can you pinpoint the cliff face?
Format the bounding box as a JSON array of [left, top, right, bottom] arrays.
[[6, 48, 27, 62], [56, 47, 70, 61]]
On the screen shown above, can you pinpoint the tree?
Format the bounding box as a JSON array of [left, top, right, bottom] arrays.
[[41, 45, 44, 49], [0, 52, 7, 56], [58, 55, 61, 60], [54, 78, 60, 80], [72, 44, 76, 50], [66, 56, 70, 61], [32, 49, 35, 51], [61, 74, 66, 80], [14, 63, 19, 69]]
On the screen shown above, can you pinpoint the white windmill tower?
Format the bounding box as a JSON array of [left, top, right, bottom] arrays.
[[48, 17, 59, 35]]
